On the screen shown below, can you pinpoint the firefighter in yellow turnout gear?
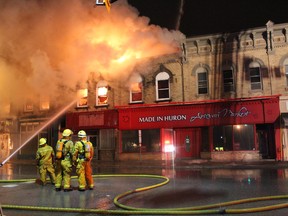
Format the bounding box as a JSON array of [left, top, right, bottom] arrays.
[[36, 138, 56, 185], [73, 130, 94, 191], [54, 129, 74, 192]]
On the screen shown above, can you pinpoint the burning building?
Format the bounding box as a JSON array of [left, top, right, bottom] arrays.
[[0, 0, 288, 162]]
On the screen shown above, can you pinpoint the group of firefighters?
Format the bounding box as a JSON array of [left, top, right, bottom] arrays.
[[35, 129, 94, 192]]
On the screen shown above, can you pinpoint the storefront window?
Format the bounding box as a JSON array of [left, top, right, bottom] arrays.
[[233, 125, 255, 150], [122, 129, 160, 153], [213, 126, 232, 151], [201, 127, 210, 151], [213, 125, 255, 151]]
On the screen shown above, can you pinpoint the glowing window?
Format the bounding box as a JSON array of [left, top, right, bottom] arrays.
[[77, 88, 88, 108], [129, 74, 143, 103], [156, 72, 170, 101], [24, 98, 34, 112], [39, 96, 50, 111], [96, 80, 108, 106]]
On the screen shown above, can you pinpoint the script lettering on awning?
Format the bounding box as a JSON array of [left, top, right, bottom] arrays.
[[190, 107, 250, 122]]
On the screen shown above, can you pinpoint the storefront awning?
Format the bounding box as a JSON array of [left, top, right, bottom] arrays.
[[118, 96, 280, 130]]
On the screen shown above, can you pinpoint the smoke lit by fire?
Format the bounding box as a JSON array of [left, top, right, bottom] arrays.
[[0, 0, 184, 111]]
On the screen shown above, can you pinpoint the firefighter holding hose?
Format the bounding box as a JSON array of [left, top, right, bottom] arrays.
[[73, 130, 94, 191], [54, 129, 74, 192], [36, 138, 56, 185]]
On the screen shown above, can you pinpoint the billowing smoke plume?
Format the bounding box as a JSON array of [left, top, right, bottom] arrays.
[[0, 0, 184, 111]]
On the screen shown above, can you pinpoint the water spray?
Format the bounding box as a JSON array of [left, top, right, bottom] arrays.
[[0, 100, 76, 167]]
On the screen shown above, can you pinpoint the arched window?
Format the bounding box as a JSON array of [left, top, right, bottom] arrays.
[[196, 67, 208, 95], [249, 61, 262, 90], [155, 72, 170, 101], [222, 65, 235, 93], [96, 80, 108, 106], [129, 74, 143, 103]]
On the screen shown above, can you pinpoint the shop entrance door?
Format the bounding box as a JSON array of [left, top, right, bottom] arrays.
[[256, 124, 276, 159], [175, 128, 201, 159]]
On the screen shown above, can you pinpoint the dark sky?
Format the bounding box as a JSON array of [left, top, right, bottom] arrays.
[[127, 0, 288, 36]]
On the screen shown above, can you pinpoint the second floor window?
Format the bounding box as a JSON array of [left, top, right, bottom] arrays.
[[197, 71, 208, 94], [249, 63, 262, 90], [129, 74, 143, 103], [156, 72, 170, 101], [130, 82, 143, 103], [77, 88, 88, 108], [223, 69, 234, 92], [96, 80, 108, 106], [24, 98, 34, 112], [39, 96, 50, 111]]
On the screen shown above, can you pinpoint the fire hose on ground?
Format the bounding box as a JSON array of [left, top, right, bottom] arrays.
[[1, 174, 288, 215]]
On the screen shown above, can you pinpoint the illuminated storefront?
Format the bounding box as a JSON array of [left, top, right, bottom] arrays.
[[117, 95, 281, 161]]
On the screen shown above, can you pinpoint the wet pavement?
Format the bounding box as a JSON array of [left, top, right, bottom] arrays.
[[1, 159, 288, 215]]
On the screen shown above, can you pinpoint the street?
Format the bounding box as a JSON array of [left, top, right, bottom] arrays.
[[1, 160, 288, 215]]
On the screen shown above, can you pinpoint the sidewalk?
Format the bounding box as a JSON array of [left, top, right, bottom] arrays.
[[6, 158, 288, 169]]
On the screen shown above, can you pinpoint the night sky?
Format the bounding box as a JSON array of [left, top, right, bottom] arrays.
[[127, 0, 288, 37]]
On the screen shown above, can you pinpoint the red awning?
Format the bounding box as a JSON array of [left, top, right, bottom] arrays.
[[118, 96, 280, 130]]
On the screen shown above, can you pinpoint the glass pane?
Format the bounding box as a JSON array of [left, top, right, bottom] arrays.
[[122, 130, 139, 153], [250, 67, 260, 76], [198, 72, 207, 81], [131, 92, 142, 102], [224, 85, 234, 92], [213, 126, 232, 151], [198, 87, 208, 94], [142, 129, 160, 152], [158, 80, 169, 89], [122, 129, 160, 153], [223, 70, 233, 79], [233, 125, 254, 150], [251, 82, 262, 90], [251, 77, 261, 83], [158, 89, 169, 99]]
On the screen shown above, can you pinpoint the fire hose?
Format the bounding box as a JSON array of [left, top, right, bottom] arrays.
[[1, 174, 288, 215]]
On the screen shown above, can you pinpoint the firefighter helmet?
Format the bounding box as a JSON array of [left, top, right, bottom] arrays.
[[39, 138, 47, 146], [78, 130, 87, 138], [62, 129, 73, 137]]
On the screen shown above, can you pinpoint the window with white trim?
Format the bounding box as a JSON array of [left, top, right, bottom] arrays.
[[156, 72, 170, 101], [197, 68, 208, 95], [249, 62, 262, 90], [96, 80, 108, 106]]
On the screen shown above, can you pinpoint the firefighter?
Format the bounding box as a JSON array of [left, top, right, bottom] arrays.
[[73, 130, 94, 191], [36, 138, 56, 186], [54, 129, 74, 192]]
